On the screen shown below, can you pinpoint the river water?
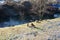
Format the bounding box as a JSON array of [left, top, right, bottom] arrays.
[[0, 14, 60, 27], [0, 18, 28, 27], [52, 4, 60, 18], [0, 3, 60, 27], [54, 14, 60, 18]]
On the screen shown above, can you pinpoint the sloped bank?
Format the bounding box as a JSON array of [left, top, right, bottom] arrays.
[[0, 18, 60, 40]]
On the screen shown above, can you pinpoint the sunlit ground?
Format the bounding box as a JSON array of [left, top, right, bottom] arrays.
[[0, 18, 60, 40]]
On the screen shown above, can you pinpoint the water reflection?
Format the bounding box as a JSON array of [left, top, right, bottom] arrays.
[[0, 18, 28, 27], [54, 14, 60, 18]]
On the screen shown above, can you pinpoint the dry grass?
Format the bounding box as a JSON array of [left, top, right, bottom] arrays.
[[0, 18, 60, 40]]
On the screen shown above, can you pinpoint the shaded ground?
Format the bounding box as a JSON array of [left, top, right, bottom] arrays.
[[0, 18, 60, 40]]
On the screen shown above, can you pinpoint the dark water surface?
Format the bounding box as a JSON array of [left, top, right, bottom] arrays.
[[0, 18, 28, 27], [0, 3, 60, 27]]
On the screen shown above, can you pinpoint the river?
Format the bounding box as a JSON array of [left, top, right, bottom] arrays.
[[0, 3, 60, 27], [0, 14, 60, 27], [0, 18, 28, 27]]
